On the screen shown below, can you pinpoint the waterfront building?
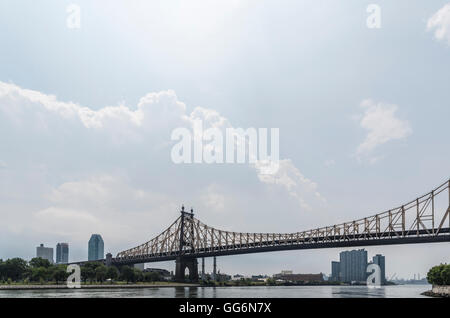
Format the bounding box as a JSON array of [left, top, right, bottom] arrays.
[[273, 272, 324, 283], [372, 254, 386, 284], [331, 261, 340, 282], [56, 243, 69, 264], [88, 234, 104, 261], [36, 244, 54, 264], [339, 249, 368, 283], [280, 270, 293, 275]]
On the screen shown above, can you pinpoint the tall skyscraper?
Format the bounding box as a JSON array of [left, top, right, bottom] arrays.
[[88, 234, 104, 261], [56, 243, 69, 264], [372, 254, 386, 284], [36, 244, 54, 264], [339, 249, 368, 283]]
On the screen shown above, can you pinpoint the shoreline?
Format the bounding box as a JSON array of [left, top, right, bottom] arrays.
[[421, 285, 450, 298], [0, 283, 426, 291], [0, 283, 199, 290]]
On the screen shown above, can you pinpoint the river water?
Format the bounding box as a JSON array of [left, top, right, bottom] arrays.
[[0, 285, 432, 298]]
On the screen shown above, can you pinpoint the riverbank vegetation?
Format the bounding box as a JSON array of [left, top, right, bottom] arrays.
[[0, 257, 164, 285], [427, 263, 450, 285]]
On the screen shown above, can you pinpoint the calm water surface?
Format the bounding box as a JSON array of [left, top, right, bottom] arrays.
[[0, 285, 432, 298]]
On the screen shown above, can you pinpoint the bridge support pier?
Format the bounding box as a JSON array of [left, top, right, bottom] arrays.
[[212, 256, 217, 281], [106, 253, 112, 267], [201, 257, 205, 281], [175, 257, 199, 282]]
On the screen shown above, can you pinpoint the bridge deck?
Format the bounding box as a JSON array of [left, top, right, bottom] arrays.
[[111, 228, 450, 265]]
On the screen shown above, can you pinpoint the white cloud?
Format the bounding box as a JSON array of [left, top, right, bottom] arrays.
[[33, 207, 100, 237], [257, 159, 326, 210], [0, 160, 6, 169], [0, 81, 325, 259], [2, 82, 323, 210], [356, 99, 412, 162], [427, 3, 450, 45], [186, 104, 322, 209], [0, 82, 189, 145]]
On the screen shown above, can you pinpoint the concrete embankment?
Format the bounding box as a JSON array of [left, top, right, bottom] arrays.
[[422, 285, 450, 298], [0, 283, 198, 290]]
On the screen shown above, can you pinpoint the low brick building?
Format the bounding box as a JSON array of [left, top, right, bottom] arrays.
[[273, 273, 324, 283]]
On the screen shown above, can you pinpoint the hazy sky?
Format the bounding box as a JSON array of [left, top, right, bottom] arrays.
[[0, 0, 449, 279]]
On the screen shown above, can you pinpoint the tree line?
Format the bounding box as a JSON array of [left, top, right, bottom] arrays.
[[427, 263, 450, 286], [0, 257, 163, 284]]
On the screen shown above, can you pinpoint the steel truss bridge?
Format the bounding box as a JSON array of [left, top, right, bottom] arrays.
[[110, 179, 450, 281]]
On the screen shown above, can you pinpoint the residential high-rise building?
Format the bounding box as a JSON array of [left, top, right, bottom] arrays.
[[56, 243, 69, 264], [36, 244, 54, 264], [88, 234, 104, 261], [331, 261, 340, 282], [372, 254, 386, 284], [339, 249, 368, 283]]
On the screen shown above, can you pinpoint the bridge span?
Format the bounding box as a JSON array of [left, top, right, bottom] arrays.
[[75, 179, 450, 282]]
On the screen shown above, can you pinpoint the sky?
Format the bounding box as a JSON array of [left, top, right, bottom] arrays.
[[0, 0, 449, 279]]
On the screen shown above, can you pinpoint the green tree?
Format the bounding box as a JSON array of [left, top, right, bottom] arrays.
[[31, 267, 49, 283], [0, 259, 5, 281], [440, 265, 450, 285], [29, 257, 51, 269], [133, 268, 144, 282], [81, 266, 95, 283], [51, 265, 68, 284], [266, 278, 276, 286], [2, 258, 28, 282], [144, 271, 161, 282], [427, 264, 446, 285], [95, 265, 108, 283], [120, 266, 135, 283], [106, 266, 119, 282], [81, 262, 104, 283]]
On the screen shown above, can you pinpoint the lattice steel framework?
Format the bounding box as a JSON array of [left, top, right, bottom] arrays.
[[115, 179, 450, 263]]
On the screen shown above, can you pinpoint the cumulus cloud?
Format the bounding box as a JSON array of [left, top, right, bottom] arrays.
[[427, 3, 450, 45], [257, 159, 325, 210], [0, 81, 325, 259], [0, 80, 321, 210], [0, 82, 188, 145], [355, 99, 412, 162], [185, 102, 321, 208]]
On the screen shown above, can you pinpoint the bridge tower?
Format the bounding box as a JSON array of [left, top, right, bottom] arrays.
[[174, 206, 199, 282]]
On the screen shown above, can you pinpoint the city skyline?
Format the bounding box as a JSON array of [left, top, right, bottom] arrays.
[[18, 237, 437, 280], [0, 1, 449, 280], [3, 183, 449, 278], [11, 244, 434, 281]]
